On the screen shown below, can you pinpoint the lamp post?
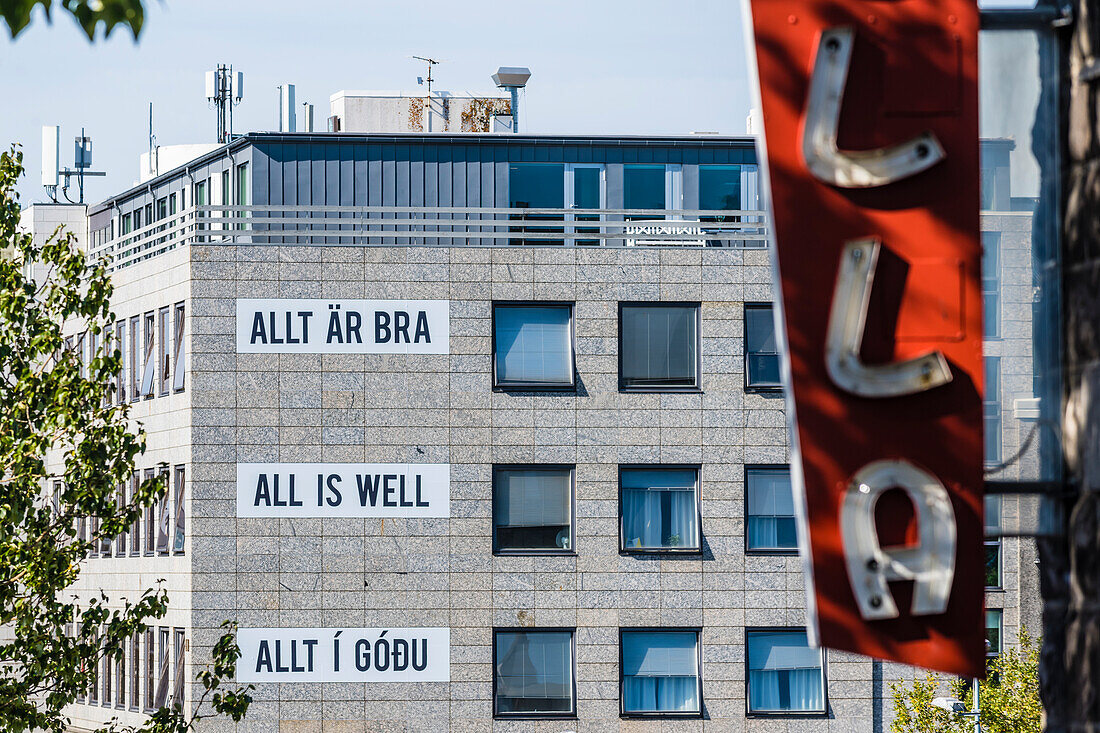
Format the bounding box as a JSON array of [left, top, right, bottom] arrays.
[[931, 678, 981, 733]]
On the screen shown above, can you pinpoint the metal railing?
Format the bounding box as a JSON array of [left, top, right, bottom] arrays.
[[91, 204, 770, 271]]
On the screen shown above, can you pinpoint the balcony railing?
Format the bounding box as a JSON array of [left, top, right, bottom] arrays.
[[90, 205, 769, 271]]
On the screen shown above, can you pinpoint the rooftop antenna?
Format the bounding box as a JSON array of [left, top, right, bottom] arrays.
[[411, 55, 444, 98], [205, 65, 244, 143]]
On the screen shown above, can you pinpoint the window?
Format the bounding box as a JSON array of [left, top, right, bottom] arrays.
[[88, 629, 99, 704], [114, 320, 126, 404], [144, 468, 156, 555], [158, 306, 170, 395], [699, 165, 742, 221], [173, 302, 186, 392], [566, 164, 603, 245], [493, 629, 575, 717], [985, 356, 1002, 466], [985, 494, 1002, 589], [133, 207, 142, 232], [172, 629, 186, 709], [173, 465, 186, 554], [156, 627, 170, 708], [236, 163, 249, 230], [620, 629, 701, 717], [746, 629, 826, 715], [623, 164, 667, 220], [130, 474, 141, 556], [746, 467, 798, 552], [128, 315, 140, 402], [115, 647, 126, 708], [509, 163, 565, 245], [130, 633, 141, 710], [89, 513, 99, 558], [985, 609, 1003, 659], [102, 638, 112, 706], [983, 232, 1001, 339], [115, 483, 127, 555], [141, 312, 156, 398], [619, 303, 699, 390], [194, 180, 208, 241], [157, 466, 170, 555], [493, 303, 574, 388], [493, 466, 573, 553], [745, 304, 781, 390], [144, 629, 155, 711], [619, 467, 700, 552]]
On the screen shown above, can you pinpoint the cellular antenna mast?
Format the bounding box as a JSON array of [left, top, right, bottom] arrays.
[[205, 65, 244, 144]]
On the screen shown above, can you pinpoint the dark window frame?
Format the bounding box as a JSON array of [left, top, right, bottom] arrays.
[[492, 627, 577, 720], [744, 464, 800, 556], [491, 301, 577, 392], [618, 464, 703, 555], [492, 464, 576, 556], [617, 301, 702, 393], [744, 626, 829, 718], [744, 302, 783, 393], [618, 627, 704, 719]]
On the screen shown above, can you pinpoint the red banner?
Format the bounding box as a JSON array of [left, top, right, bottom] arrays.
[[746, 0, 985, 677]]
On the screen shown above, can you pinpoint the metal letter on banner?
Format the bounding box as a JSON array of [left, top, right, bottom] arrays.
[[747, 0, 985, 678], [841, 460, 957, 620], [803, 27, 946, 188], [825, 239, 953, 397]]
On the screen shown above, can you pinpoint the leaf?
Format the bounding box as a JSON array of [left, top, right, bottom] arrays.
[[0, 0, 146, 41]]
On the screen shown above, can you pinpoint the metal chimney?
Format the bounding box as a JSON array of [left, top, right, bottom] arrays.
[[491, 66, 531, 133], [278, 84, 296, 132]]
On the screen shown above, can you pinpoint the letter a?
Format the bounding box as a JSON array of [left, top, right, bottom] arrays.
[[839, 459, 957, 620]]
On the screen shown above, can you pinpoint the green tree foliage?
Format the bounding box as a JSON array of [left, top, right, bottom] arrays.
[[0, 147, 251, 732], [890, 629, 1041, 733], [0, 0, 144, 40]]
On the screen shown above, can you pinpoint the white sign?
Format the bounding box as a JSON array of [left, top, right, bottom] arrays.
[[237, 627, 450, 683], [236, 299, 449, 353], [237, 463, 450, 518]]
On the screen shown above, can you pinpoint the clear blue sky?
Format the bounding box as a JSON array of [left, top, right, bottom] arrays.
[[0, 0, 751, 206]]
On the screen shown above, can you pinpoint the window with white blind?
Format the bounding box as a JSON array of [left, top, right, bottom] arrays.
[[620, 629, 701, 717], [746, 467, 798, 553], [493, 466, 574, 553], [493, 303, 574, 388], [493, 629, 574, 717], [746, 629, 825, 715], [619, 303, 700, 390], [619, 467, 700, 552], [128, 315, 140, 402], [143, 629, 154, 711]]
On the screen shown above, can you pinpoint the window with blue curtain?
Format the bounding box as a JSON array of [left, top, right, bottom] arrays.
[[620, 467, 699, 551], [746, 630, 825, 714], [745, 304, 781, 390], [620, 303, 699, 389], [494, 630, 574, 716], [621, 630, 700, 715], [494, 304, 574, 388], [746, 467, 797, 552], [493, 467, 573, 553]]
